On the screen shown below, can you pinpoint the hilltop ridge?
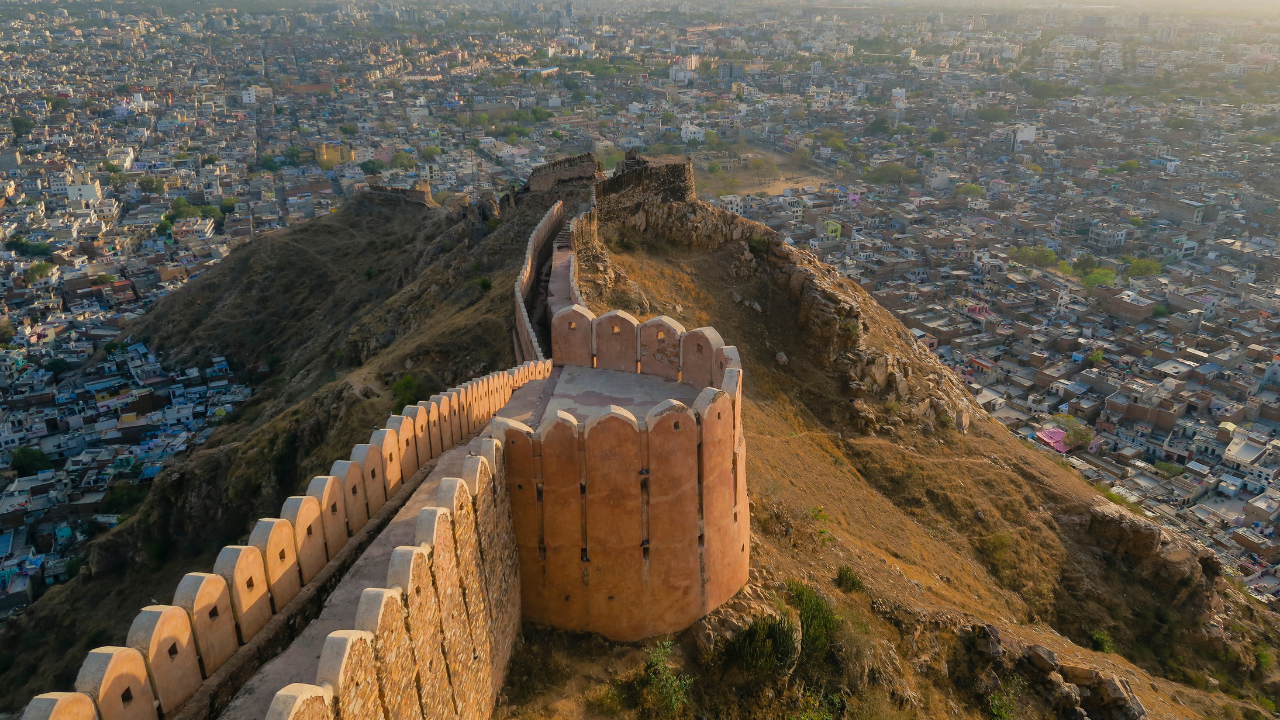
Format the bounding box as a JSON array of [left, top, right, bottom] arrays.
[[0, 182, 591, 712]]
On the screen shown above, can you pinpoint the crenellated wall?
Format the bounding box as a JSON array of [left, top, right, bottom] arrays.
[[27, 151, 757, 720], [24, 360, 554, 720], [524, 154, 603, 193], [513, 202, 566, 364], [504, 299, 749, 641]]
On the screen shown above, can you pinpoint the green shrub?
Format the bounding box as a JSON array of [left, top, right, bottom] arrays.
[[391, 374, 429, 410], [1258, 698, 1276, 713], [640, 641, 693, 718], [989, 675, 1025, 720], [835, 566, 864, 593], [786, 581, 838, 667], [748, 236, 768, 256], [1090, 629, 1115, 653], [585, 686, 624, 716], [724, 613, 798, 677], [789, 692, 836, 720]]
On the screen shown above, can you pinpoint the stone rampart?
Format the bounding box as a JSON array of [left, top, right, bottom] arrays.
[[26, 360, 554, 720], [525, 154, 603, 193], [506, 180, 750, 641], [594, 152, 696, 229], [365, 181, 437, 207], [513, 202, 566, 363]]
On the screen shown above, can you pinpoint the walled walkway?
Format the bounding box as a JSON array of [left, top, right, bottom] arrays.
[[546, 225, 576, 318], [216, 377, 551, 720]]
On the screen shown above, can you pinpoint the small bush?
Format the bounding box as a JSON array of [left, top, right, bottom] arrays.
[[479, 277, 492, 291], [748, 236, 768, 256], [724, 613, 798, 677], [1090, 629, 1115, 653], [640, 641, 693, 718], [989, 675, 1025, 720], [391, 374, 429, 410], [789, 692, 836, 720], [786, 581, 838, 668], [585, 686, 623, 716], [936, 413, 954, 429], [1257, 697, 1276, 713], [835, 566, 864, 593]]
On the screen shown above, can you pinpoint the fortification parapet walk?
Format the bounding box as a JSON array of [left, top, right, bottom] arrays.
[[27, 152, 757, 720]]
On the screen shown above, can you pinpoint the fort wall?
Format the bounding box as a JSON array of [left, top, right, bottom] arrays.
[[498, 179, 750, 641], [27, 360, 554, 720], [513, 202, 566, 363], [524, 154, 603, 193], [31, 151, 762, 720]]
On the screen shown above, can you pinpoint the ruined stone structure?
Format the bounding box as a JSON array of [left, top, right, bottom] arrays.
[[24, 154, 753, 720], [366, 180, 438, 207]]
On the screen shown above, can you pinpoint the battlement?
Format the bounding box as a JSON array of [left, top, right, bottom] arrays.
[[24, 361, 554, 720], [594, 151, 696, 228], [513, 201, 567, 363], [25, 153, 753, 720], [495, 305, 748, 642]]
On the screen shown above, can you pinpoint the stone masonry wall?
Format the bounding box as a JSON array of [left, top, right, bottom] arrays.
[[525, 153, 603, 193], [513, 202, 566, 363], [26, 360, 553, 720], [498, 182, 751, 642]]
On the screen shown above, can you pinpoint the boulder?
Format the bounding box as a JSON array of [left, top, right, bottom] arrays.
[[1087, 504, 1161, 559], [1060, 663, 1102, 686], [1026, 644, 1059, 674], [973, 624, 1003, 659], [1097, 673, 1129, 706], [691, 582, 800, 675]]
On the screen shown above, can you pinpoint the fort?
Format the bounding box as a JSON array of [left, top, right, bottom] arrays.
[[21, 153, 750, 720]]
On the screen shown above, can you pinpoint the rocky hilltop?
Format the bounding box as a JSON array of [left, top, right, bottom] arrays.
[[5, 152, 1277, 720], [531, 150, 1277, 720]]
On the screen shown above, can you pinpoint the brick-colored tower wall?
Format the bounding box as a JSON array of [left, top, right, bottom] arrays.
[[503, 301, 749, 641]]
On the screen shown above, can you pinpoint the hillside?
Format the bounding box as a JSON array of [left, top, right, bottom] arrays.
[[491, 185, 1278, 720], [6, 156, 1277, 720], [0, 185, 591, 712]]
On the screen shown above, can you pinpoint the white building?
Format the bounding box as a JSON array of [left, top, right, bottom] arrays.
[[719, 195, 743, 216], [680, 121, 705, 143], [66, 172, 101, 202]]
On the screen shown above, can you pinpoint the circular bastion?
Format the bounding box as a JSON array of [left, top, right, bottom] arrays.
[[494, 305, 749, 642]]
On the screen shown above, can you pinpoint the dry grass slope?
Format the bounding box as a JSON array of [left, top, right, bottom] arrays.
[[487, 225, 1276, 720]]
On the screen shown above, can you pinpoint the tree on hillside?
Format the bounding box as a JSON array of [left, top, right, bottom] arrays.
[[791, 147, 812, 167], [360, 159, 388, 175]]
